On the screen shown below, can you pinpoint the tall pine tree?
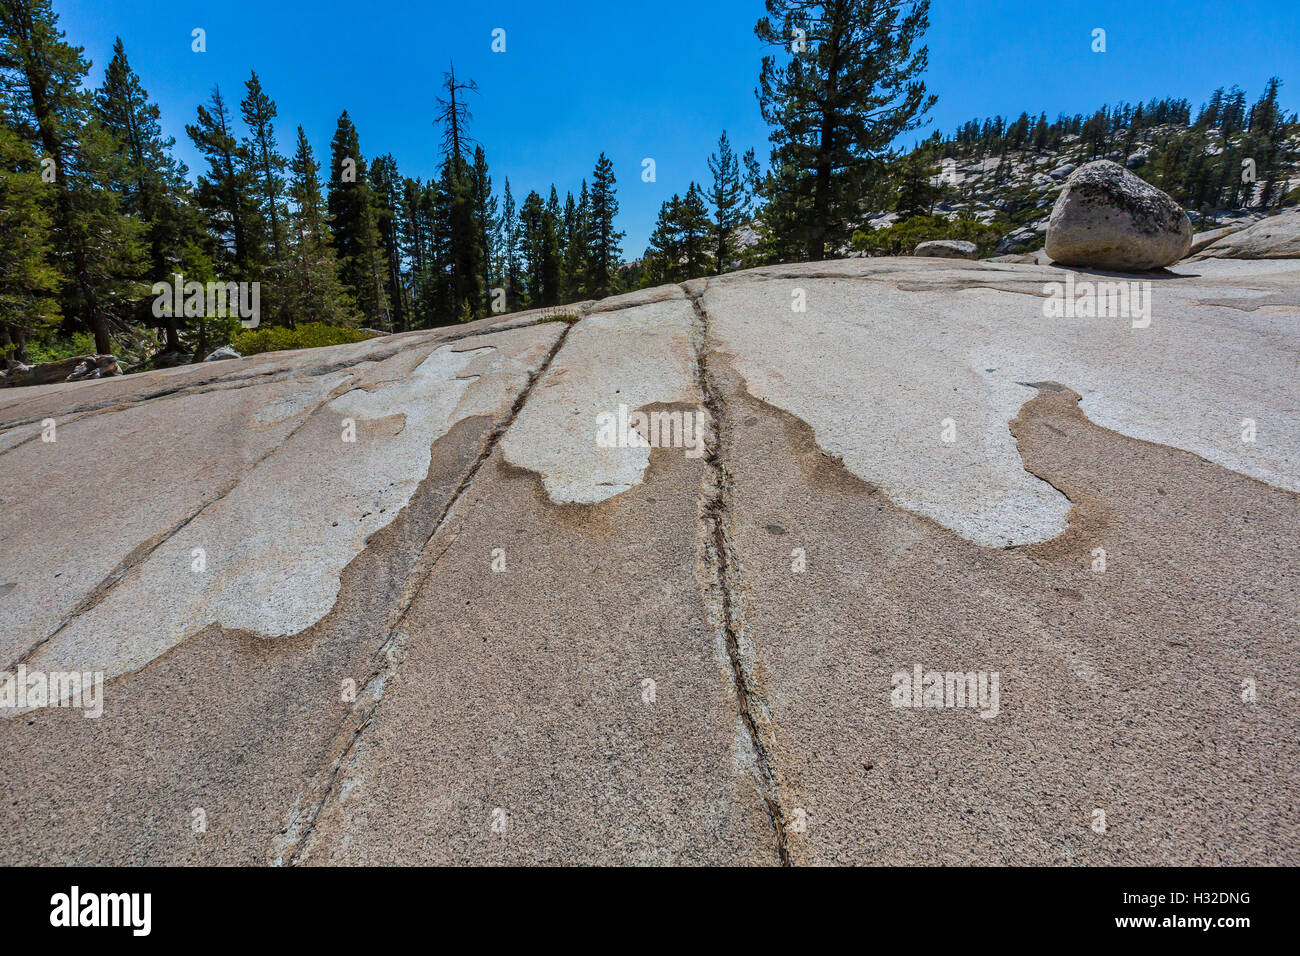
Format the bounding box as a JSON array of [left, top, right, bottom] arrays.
[[327, 111, 390, 327], [0, 95, 61, 363], [434, 64, 483, 321], [1, 0, 144, 354], [187, 86, 261, 276], [280, 125, 353, 326], [585, 153, 623, 297], [756, 0, 936, 260], [239, 72, 288, 269], [99, 38, 210, 352], [705, 131, 757, 273], [370, 153, 407, 330]]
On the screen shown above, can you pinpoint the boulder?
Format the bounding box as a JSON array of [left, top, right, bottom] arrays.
[[994, 227, 1038, 256], [203, 345, 242, 362], [1049, 163, 1077, 180], [1193, 209, 1300, 260], [913, 239, 978, 260], [1045, 160, 1192, 271]]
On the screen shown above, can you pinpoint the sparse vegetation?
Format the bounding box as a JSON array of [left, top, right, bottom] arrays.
[[532, 311, 579, 325], [230, 322, 377, 356], [852, 214, 1005, 257]]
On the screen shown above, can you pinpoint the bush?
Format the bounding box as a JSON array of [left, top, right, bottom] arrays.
[[852, 214, 1005, 257], [22, 332, 99, 364], [229, 322, 378, 356]]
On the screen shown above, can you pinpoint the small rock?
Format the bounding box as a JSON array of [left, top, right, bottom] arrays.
[[203, 346, 242, 362], [914, 239, 978, 259], [147, 346, 190, 369], [1049, 163, 1077, 180], [1045, 160, 1192, 271], [1193, 209, 1300, 260], [66, 355, 122, 381], [994, 227, 1039, 256], [1186, 225, 1244, 257]]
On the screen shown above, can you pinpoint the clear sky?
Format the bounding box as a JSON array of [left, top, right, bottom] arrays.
[[55, 0, 1300, 254]]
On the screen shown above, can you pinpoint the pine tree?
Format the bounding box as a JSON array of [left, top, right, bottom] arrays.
[[470, 146, 497, 314], [679, 182, 713, 277], [276, 125, 354, 327], [705, 131, 757, 273], [893, 143, 944, 218], [425, 170, 456, 320], [433, 64, 483, 320], [0, 101, 61, 363], [1248, 77, 1289, 208], [545, 185, 563, 295], [645, 183, 714, 284], [755, 0, 936, 260], [585, 153, 623, 297], [370, 153, 407, 329], [500, 178, 524, 310], [187, 86, 261, 275], [327, 111, 390, 327], [645, 195, 683, 284], [519, 190, 560, 307], [239, 71, 288, 268], [400, 176, 439, 325], [97, 37, 210, 352], [1, 0, 145, 355], [563, 182, 590, 300]]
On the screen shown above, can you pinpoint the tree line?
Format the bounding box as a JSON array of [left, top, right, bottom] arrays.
[[2, 0, 948, 365], [6, 0, 1296, 368], [0, 0, 645, 363]]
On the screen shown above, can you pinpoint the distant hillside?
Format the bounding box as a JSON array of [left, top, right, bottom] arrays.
[[852, 81, 1300, 257]]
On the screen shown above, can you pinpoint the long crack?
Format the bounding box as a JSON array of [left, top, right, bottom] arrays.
[[278, 318, 577, 864], [682, 282, 792, 867]]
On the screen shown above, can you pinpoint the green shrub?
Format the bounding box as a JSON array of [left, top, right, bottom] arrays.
[[229, 322, 377, 356], [22, 332, 99, 364], [852, 214, 1005, 258]]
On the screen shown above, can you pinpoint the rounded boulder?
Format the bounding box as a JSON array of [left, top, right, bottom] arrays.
[[1045, 160, 1192, 271]]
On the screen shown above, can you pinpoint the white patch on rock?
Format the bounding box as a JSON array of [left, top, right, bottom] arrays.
[[16, 331, 561, 699], [502, 298, 700, 503], [701, 262, 1300, 547]]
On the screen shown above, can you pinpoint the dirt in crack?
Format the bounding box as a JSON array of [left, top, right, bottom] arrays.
[[682, 283, 792, 867]]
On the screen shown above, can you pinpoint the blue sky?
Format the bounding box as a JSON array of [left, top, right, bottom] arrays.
[[56, 0, 1300, 254]]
